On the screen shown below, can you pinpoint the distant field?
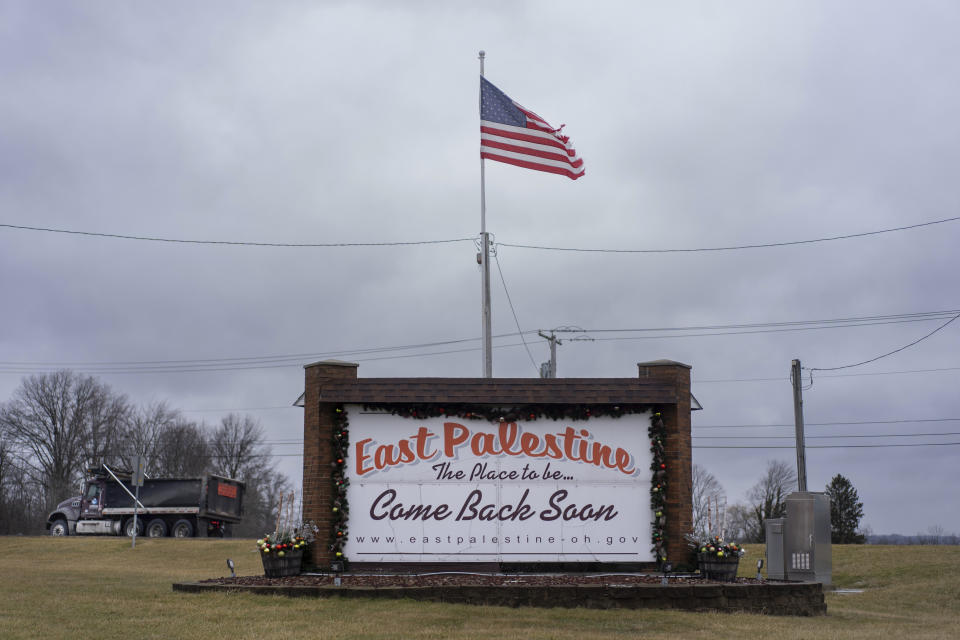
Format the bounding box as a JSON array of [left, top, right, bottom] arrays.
[[0, 537, 957, 639]]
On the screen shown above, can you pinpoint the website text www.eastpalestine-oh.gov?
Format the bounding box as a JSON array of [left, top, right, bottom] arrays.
[[351, 532, 646, 550]]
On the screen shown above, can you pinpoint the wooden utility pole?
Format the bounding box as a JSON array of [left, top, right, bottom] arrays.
[[538, 330, 562, 378], [791, 358, 808, 491]]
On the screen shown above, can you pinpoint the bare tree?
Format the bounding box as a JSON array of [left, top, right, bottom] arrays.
[[210, 413, 266, 480], [0, 438, 15, 532], [692, 464, 726, 538], [0, 371, 128, 508], [0, 438, 46, 534], [233, 462, 293, 537], [209, 413, 291, 537], [745, 459, 797, 543], [153, 418, 211, 477], [119, 401, 179, 474], [80, 387, 131, 471], [723, 503, 757, 542], [927, 524, 946, 545]]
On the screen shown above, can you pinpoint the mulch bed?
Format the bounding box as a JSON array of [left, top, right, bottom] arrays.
[[201, 573, 761, 588]]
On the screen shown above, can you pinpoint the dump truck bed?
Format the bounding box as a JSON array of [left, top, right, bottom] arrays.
[[100, 475, 244, 523]]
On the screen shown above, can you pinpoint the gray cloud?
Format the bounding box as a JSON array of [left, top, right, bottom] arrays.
[[2, 1, 958, 535]]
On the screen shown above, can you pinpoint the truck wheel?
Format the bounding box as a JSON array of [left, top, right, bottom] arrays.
[[49, 518, 69, 536], [146, 518, 168, 538], [124, 518, 144, 537], [171, 519, 194, 538]]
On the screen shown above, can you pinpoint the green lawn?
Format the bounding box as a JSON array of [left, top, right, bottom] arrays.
[[0, 537, 957, 639]]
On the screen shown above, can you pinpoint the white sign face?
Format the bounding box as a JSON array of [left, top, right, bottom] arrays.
[[344, 406, 654, 562]]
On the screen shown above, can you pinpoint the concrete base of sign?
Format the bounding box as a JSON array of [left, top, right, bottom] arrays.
[[173, 577, 826, 617]]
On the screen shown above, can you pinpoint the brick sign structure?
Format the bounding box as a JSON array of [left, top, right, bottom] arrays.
[[301, 360, 693, 571]]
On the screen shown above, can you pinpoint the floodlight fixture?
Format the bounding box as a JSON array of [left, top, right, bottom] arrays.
[[661, 562, 673, 585]]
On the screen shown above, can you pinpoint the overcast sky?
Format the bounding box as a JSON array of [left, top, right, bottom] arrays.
[[2, 1, 958, 536]]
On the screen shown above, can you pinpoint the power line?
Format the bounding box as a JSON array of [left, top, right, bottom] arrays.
[[181, 406, 297, 413], [693, 376, 789, 384], [112, 441, 960, 455], [4, 215, 957, 254], [694, 432, 960, 439], [0, 341, 536, 375], [493, 252, 539, 373], [607, 310, 960, 331], [350, 341, 530, 364], [111, 414, 960, 434], [693, 365, 960, 384], [694, 442, 960, 449], [0, 334, 532, 373], [822, 366, 960, 379], [694, 417, 960, 429], [497, 215, 960, 253], [0, 332, 528, 366], [584, 316, 956, 343], [233, 431, 960, 446], [807, 312, 960, 372], [561, 309, 960, 334], [4, 309, 956, 372], [0, 223, 475, 248]]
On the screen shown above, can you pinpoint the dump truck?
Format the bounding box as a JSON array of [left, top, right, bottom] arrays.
[[46, 465, 244, 538]]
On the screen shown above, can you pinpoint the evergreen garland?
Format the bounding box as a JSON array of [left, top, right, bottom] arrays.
[[648, 411, 668, 565], [361, 402, 636, 422], [329, 405, 350, 567]]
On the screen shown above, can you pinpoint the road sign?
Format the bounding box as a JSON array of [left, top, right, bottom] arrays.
[[133, 456, 145, 488]]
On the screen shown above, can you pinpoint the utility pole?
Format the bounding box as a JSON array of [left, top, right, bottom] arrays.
[[791, 358, 808, 491], [538, 330, 562, 378]]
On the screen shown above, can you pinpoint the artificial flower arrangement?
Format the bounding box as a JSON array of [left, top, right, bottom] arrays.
[[256, 491, 319, 558], [698, 535, 746, 559], [256, 525, 316, 557]]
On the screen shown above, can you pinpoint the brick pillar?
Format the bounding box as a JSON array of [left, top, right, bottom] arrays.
[[302, 360, 358, 568], [638, 360, 693, 565]]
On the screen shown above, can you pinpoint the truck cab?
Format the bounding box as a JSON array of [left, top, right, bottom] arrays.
[[80, 480, 104, 520]]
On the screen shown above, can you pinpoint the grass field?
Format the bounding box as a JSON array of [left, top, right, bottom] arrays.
[[0, 537, 957, 639]]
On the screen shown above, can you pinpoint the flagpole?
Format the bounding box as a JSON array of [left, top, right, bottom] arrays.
[[479, 50, 493, 378]]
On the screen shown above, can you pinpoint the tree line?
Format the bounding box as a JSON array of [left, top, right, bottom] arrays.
[[866, 531, 960, 545], [694, 459, 959, 544], [0, 370, 291, 537], [693, 459, 870, 544]]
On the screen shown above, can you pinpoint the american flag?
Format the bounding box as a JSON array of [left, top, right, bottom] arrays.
[[480, 76, 584, 180]]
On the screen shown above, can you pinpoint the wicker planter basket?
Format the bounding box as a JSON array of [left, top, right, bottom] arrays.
[[260, 549, 303, 578], [699, 554, 740, 582]]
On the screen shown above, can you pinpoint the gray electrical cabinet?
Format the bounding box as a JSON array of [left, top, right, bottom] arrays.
[[764, 492, 831, 585], [764, 518, 785, 580]]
